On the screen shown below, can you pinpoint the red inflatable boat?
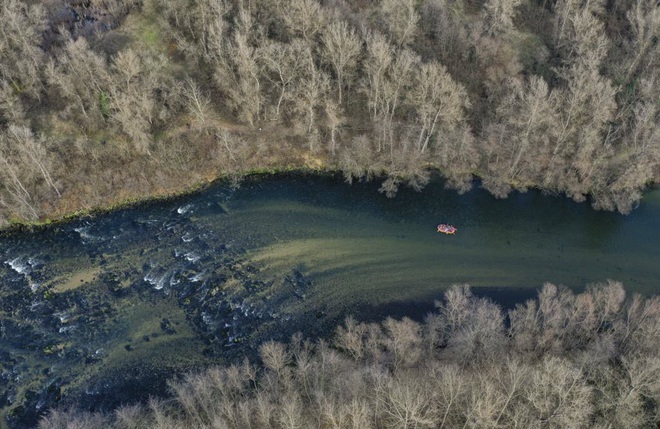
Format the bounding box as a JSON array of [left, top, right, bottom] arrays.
[[437, 224, 457, 235]]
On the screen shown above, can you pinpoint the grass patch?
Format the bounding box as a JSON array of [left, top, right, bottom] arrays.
[[117, 7, 172, 57], [53, 266, 102, 293]]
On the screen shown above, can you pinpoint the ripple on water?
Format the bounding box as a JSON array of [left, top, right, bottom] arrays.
[[177, 204, 194, 215], [27, 257, 43, 269], [54, 311, 71, 324], [189, 271, 206, 283], [74, 226, 95, 243], [184, 252, 200, 263], [59, 325, 77, 334], [6, 256, 30, 275]]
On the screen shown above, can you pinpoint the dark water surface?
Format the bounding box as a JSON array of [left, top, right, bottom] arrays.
[[1, 174, 658, 427]]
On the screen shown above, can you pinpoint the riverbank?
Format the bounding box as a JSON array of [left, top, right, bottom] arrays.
[[2, 0, 658, 226], [0, 155, 329, 232], [4, 160, 657, 236]]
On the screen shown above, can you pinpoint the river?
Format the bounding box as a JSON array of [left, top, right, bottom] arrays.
[[1, 173, 658, 427]]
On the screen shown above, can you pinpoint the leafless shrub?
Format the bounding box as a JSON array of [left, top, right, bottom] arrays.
[[260, 340, 291, 382], [382, 317, 423, 370], [38, 408, 111, 429], [114, 404, 151, 429]]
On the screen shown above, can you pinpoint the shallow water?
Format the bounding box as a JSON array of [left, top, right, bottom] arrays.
[[1, 173, 658, 427]]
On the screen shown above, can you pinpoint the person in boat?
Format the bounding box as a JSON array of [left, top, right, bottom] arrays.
[[437, 224, 457, 234]]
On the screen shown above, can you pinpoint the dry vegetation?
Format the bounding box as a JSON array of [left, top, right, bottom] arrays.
[[38, 281, 660, 428], [0, 0, 659, 223]]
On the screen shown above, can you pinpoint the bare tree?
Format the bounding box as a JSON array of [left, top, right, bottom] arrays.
[[623, 0, 660, 83], [553, 0, 581, 48], [5, 125, 60, 197], [382, 48, 419, 124], [0, 126, 63, 220], [382, 317, 423, 371], [0, 0, 45, 97], [153, 0, 230, 64], [0, 80, 26, 125], [215, 30, 264, 126], [592, 356, 660, 428], [108, 49, 172, 154], [289, 47, 330, 137], [0, 153, 38, 220], [407, 61, 469, 153], [527, 357, 593, 428], [363, 32, 394, 125], [462, 373, 507, 427], [364, 44, 419, 155], [447, 296, 506, 364], [491, 358, 530, 426], [276, 392, 308, 429], [508, 298, 543, 356], [567, 7, 610, 68], [335, 316, 367, 361], [114, 404, 152, 429], [588, 280, 626, 332], [485, 76, 557, 186], [37, 408, 111, 429], [435, 285, 507, 363], [433, 126, 478, 194], [321, 21, 362, 105], [618, 294, 660, 358], [259, 40, 306, 119], [428, 362, 465, 429], [598, 85, 660, 213], [254, 391, 276, 427], [483, 0, 523, 35], [377, 374, 437, 428], [259, 341, 291, 382], [339, 134, 385, 184], [324, 98, 344, 156], [180, 77, 212, 128], [436, 284, 472, 334], [553, 0, 607, 57], [277, 0, 326, 43], [378, 0, 419, 47], [46, 37, 109, 128], [321, 397, 373, 429], [536, 283, 578, 353], [547, 62, 617, 201]]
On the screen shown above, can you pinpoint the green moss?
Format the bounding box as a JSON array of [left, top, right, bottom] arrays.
[[43, 343, 66, 355], [99, 91, 110, 120], [122, 11, 169, 54], [139, 22, 161, 47]]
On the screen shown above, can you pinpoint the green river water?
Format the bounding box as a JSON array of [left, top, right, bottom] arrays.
[[1, 173, 658, 427]]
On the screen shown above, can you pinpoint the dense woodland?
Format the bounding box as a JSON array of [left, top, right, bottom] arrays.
[[0, 0, 658, 223], [37, 281, 660, 428]]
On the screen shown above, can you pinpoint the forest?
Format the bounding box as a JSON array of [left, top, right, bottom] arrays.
[[0, 0, 658, 224], [36, 281, 660, 428]]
